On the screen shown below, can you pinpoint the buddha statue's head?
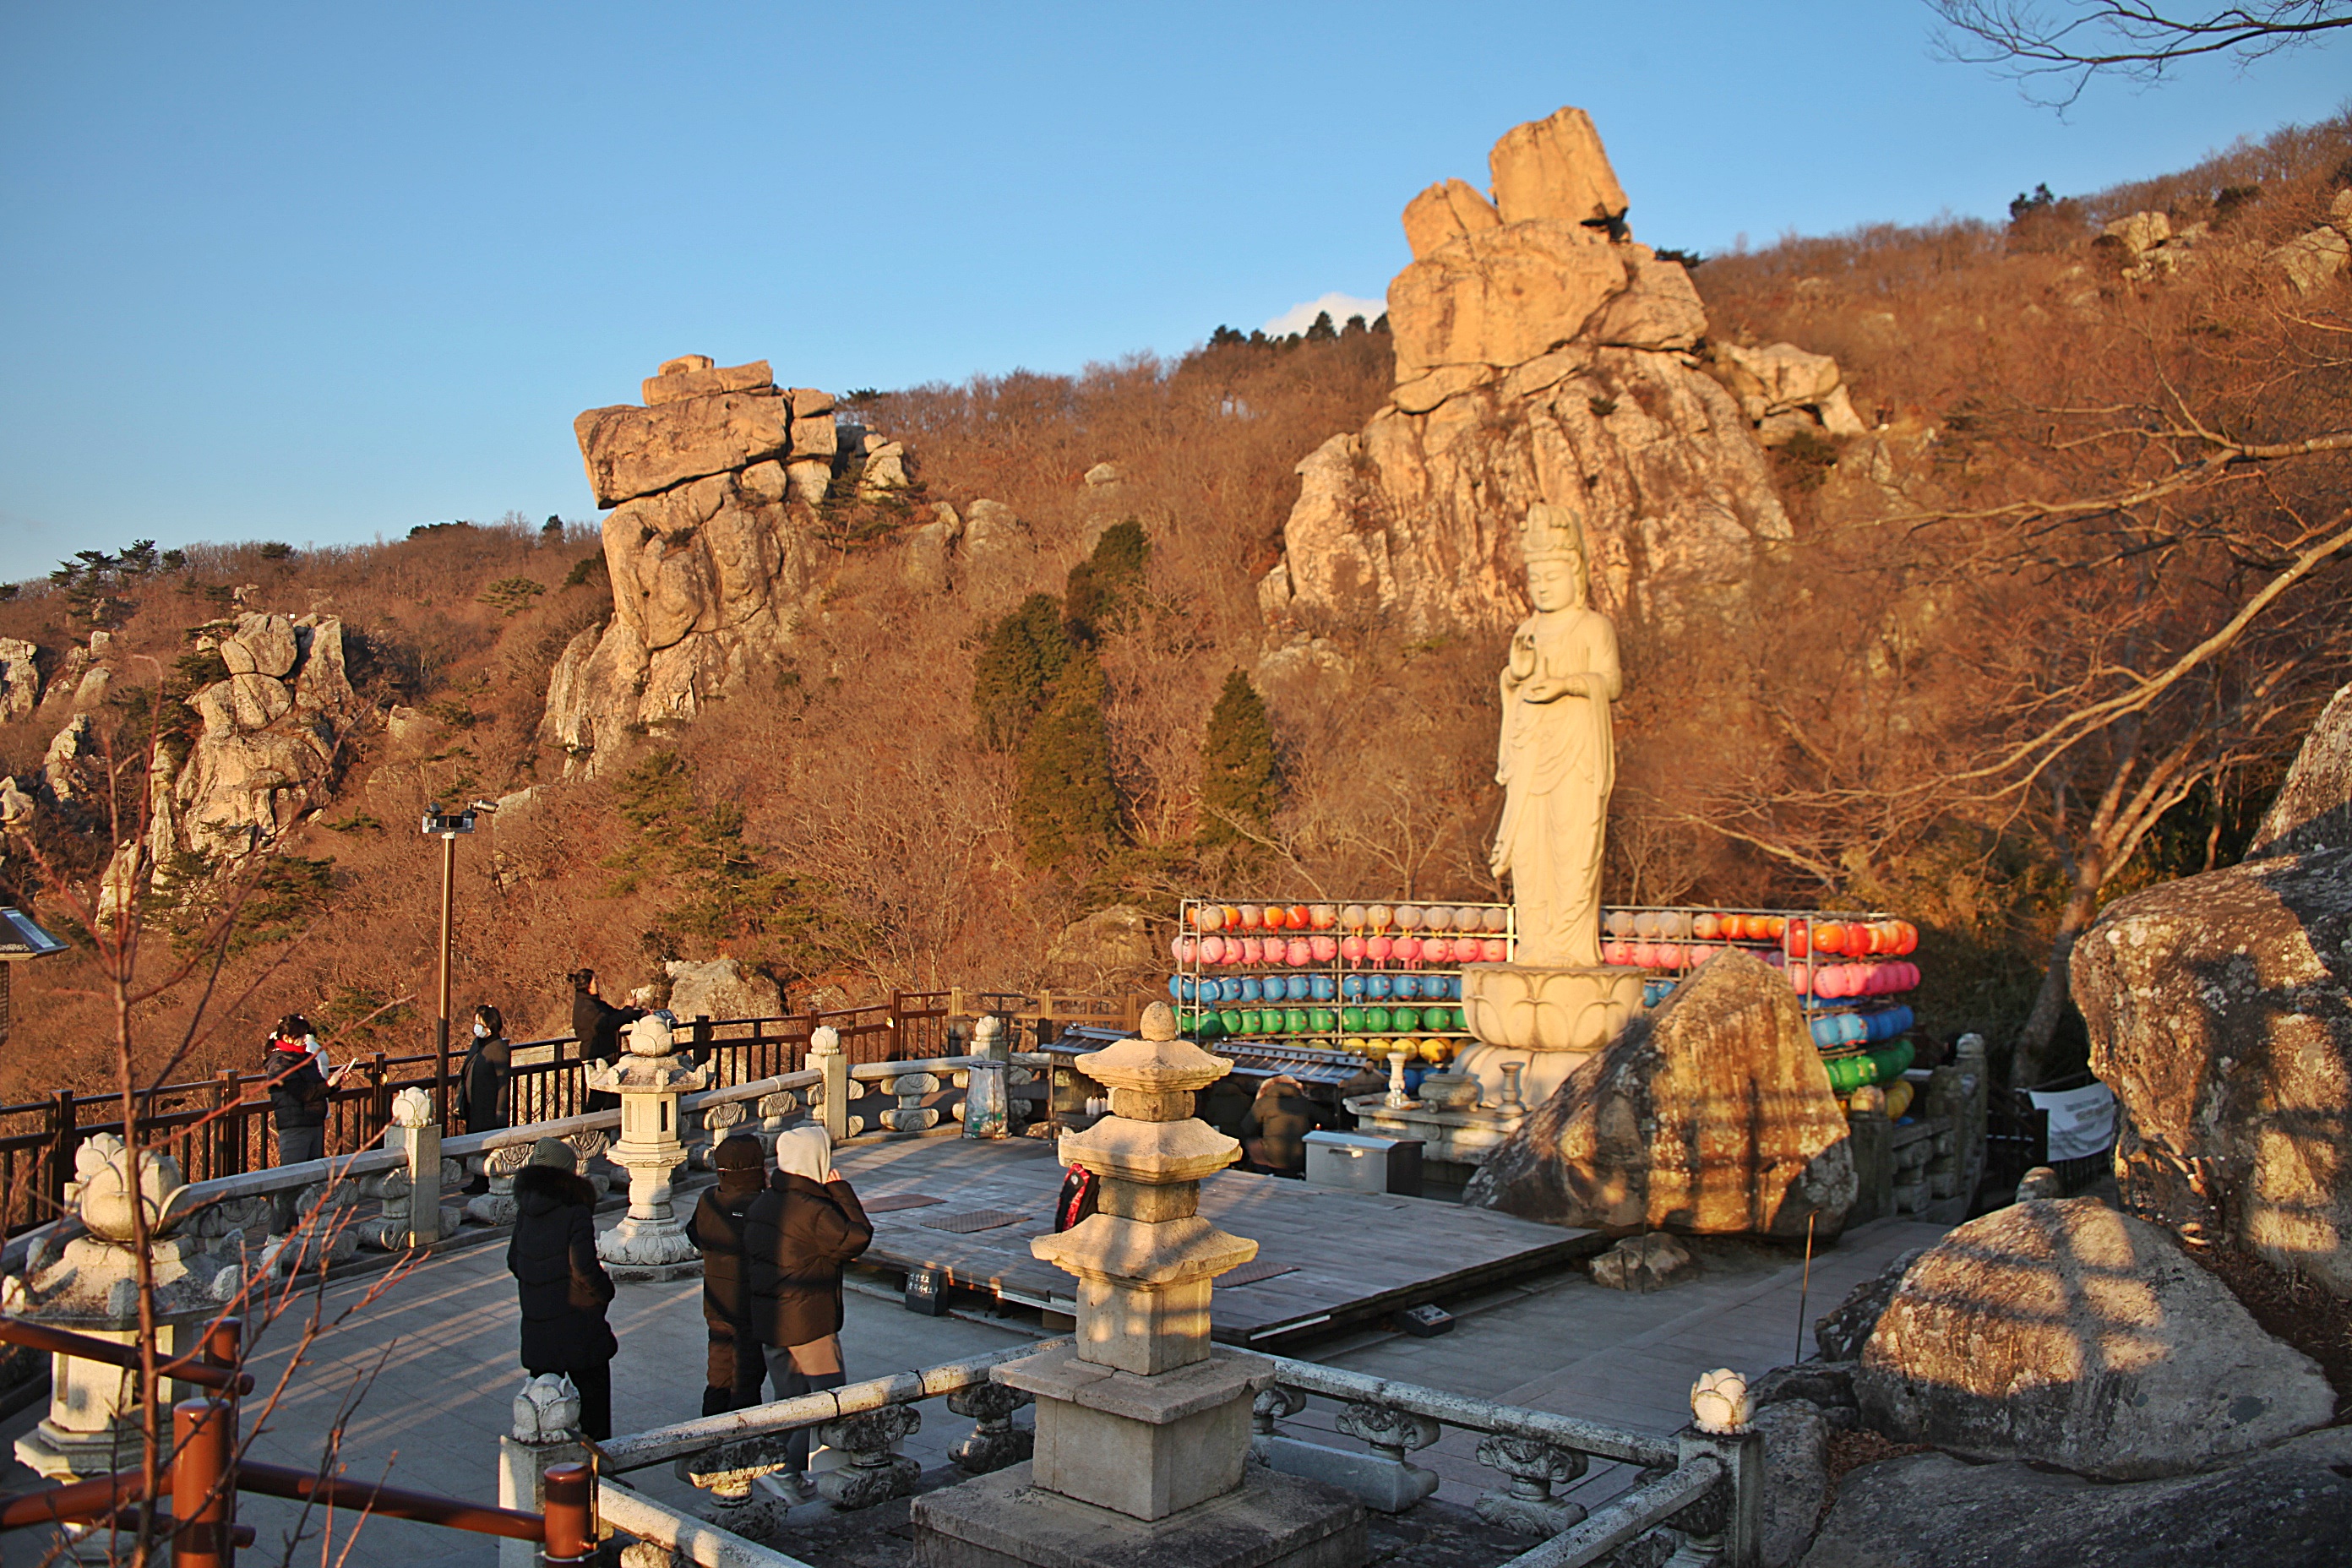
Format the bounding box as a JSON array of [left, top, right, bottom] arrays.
[[1522, 502, 1589, 612]]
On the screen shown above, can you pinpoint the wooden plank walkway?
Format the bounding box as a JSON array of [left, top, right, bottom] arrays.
[[832, 1134, 1604, 1348]]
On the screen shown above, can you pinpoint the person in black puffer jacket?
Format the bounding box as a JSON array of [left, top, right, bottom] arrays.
[[686, 1134, 768, 1415], [744, 1124, 872, 1493], [507, 1138, 618, 1439]]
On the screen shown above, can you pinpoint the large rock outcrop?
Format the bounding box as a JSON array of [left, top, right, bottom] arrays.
[[2251, 680, 2352, 858], [548, 357, 845, 772], [2072, 688, 2352, 1294], [1259, 107, 1795, 637], [1465, 947, 1857, 1237], [1854, 1199, 2333, 1479], [1801, 1427, 2352, 1568], [152, 612, 357, 865], [0, 640, 39, 723]]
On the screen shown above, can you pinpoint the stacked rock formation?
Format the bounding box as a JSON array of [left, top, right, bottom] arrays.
[[1259, 106, 1794, 635], [547, 356, 840, 773], [150, 611, 357, 868]]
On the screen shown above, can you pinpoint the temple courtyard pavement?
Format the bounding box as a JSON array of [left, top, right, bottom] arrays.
[[0, 1134, 1946, 1567]]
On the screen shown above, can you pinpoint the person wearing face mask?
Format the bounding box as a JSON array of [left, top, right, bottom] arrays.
[[460, 1003, 513, 1134]]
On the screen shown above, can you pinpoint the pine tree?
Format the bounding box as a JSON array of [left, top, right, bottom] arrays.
[[1062, 520, 1151, 646], [1305, 310, 1338, 342], [972, 592, 1072, 750], [1015, 657, 1120, 868], [1198, 670, 1277, 845]]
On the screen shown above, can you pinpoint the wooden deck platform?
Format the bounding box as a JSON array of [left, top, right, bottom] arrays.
[[832, 1133, 1603, 1348]]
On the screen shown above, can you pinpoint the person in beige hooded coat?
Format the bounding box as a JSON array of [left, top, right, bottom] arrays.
[[743, 1124, 872, 1490]]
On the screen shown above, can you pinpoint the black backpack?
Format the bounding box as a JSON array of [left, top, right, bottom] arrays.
[[1053, 1165, 1099, 1232]]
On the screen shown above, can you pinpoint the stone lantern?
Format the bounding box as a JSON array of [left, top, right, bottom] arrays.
[[911, 1003, 1364, 1566], [587, 1010, 709, 1279], [8, 1135, 220, 1481]]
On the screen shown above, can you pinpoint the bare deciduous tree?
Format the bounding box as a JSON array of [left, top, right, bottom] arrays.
[[1930, 1, 2352, 104]]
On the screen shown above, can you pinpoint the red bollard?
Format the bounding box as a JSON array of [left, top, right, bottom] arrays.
[[172, 1397, 235, 1568], [539, 1462, 593, 1567]]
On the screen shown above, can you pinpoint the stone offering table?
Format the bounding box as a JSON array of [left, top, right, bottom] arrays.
[[912, 1003, 1365, 1567]]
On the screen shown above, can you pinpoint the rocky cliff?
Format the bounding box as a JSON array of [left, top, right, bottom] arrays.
[[547, 356, 856, 772], [153, 611, 357, 867], [1258, 107, 1798, 636]]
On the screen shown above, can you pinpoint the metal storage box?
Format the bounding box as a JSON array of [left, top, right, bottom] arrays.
[[1303, 1130, 1423, 1196]]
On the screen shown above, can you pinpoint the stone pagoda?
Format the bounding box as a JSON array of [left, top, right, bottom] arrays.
[[912, 1003, 1364, 1567]]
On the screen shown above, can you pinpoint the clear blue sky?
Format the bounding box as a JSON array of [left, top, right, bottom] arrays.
[[3, 1, 2345, 584]]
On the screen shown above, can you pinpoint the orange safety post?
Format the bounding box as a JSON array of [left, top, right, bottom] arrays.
[[172, 1397, 235, 1568], [539, 1462, 593, 1566]]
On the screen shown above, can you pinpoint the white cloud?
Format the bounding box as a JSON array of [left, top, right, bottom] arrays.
[[1261, 292, 1385, 336]]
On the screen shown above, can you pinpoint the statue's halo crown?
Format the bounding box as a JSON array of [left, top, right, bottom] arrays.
[[1522, 501, 1587, 564]]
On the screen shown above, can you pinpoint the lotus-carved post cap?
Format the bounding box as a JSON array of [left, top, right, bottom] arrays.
[[809, 1025, 842, 1055], [389, 1086, 435, 1127], [69, 1133, 193, 1242], [624, 1010, 679, 1057], [1690, 1368, 1750, 1434]]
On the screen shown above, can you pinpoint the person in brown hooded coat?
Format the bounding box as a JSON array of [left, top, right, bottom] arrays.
[[686, 1134, 769, 1414]]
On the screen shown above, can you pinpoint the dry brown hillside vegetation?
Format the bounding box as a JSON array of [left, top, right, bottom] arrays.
[[4, 117, 2350, 1095]]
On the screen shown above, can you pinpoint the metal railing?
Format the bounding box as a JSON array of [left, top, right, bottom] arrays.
[[0, 988, 1126, 1240]]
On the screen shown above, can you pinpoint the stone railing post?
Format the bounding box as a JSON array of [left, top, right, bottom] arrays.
[[388, 1086, 440, 1246], [816, 1405, 921, 1507], [755, 1087, 801, 1153], [946, 1381, 1032, 1474], [881, 1070, 940, 1133], [1680, 1369, 1762, 1568], [1473, 1433, 1587, 1535], [499, 1374, 589, 1568], [811, 1026, 848, 1143]]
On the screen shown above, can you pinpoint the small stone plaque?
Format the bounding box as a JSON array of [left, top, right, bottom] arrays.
[[1221, 1260, 1297, 1288], [864, 1193, 946, 1213], [919, 1208, 1030, 1233]]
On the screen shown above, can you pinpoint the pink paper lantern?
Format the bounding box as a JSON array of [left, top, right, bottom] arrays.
[[1481, 937, 1508, 961], [1601, 939, 1631, 966], [1367, 935, 1395, 961], [1173, 934, 1197, 963], [1632, 942, 1659, 968], [1309, 934, 1338, 962], [1199, 935, 1226, 964], [1393, 935, 1424, 964], [1341, 935, 1367, 964], [1786, 962, 1810, 994], [1816, 965, 1849, 999], [1287, 937, 1313, 966]]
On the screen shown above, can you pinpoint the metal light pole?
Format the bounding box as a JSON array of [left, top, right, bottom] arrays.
[[420, 802, 490, 1120]]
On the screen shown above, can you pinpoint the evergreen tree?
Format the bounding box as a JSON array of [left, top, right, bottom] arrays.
[[1015, 658, 1120, 868], [972, 592, 1072, 750], [1062, 520, 1151, 646], [1305, 310, 1338, 342], [1198, 670, 1277, 845]]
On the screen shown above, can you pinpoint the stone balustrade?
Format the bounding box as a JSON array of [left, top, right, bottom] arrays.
[[569, 1341, 1759, 1567]]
